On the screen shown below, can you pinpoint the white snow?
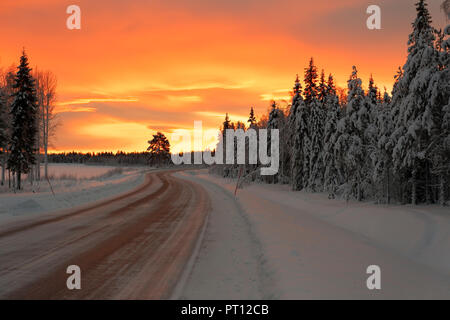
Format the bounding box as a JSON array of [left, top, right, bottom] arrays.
[[38, 163, 117, 180], [177, 170, 279, 299], [0, 164, 149, 223], [180, 169, 450, 299]]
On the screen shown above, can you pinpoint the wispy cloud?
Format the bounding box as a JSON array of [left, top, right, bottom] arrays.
[[260, 89, 292, 102], [57, 97, 139, 106], [55, 106, 97, 114], [167, 95, 202, 102]]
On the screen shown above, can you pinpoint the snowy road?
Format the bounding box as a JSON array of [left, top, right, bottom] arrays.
[[178, 170, 450, 299], [0, 170, 209, 299]]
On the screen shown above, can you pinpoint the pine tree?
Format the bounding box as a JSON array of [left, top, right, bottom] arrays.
[[147, 132, 170, 166], [7, 50, 38, 190], [367, 75, 378, 106], [0, 88, 8, 150], [289, 74, 309, 191], [318, 69, 327, 103], [223, 113, 231, 131], [335, 66, 366, 201], [302, 58, 321, 190], [0, 87, 9, 186], [391, 0, 439, 204], [428, 23, 450, 205], [373, 91, 394, 203], [248, 107, 257, 128], [308, 91, 325, 191], [304, 58, 318, 104], [287, 75, 302, 187], [323, 74, 341, 198], [362, 75, 380, 198], [267, 101, 284, 183]]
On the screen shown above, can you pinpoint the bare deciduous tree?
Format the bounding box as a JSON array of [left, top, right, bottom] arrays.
[[34, 69, 57, 181]]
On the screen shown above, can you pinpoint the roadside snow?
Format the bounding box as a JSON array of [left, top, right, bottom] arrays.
[[181, 169, 450, 299], [177, 171, 279, 299], [0, 164, 148, 223]]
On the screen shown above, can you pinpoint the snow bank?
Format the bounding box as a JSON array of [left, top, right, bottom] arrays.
[[187, 170, 450, 298], [199, 172, 450, 275]]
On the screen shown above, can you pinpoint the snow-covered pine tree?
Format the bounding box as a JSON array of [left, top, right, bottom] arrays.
[[7, 50, 38, 190], [244, 107, 257, 177], [336, 66, 366, 201], [287, 75, 302, 188], [266, 101, 285, 183], [303, 58, 323, 191], [428, 23, 450, 205], [363, 75, 379, 198], [366, 75, 379, 124], [318, 69, 327, 103], [290, 73, 310, 191], [391, 0, 439, 204], [303, 58, 318, 105], [308, 94, 325, 191], [0, 87, 9, 186], [373, 90, 394, 203], [323, 74, 341, 198]]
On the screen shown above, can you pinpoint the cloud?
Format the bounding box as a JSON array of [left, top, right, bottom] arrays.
[[55, 106, 97, 113], [167, 95, 202, 102], [57, 97, 139, 106]]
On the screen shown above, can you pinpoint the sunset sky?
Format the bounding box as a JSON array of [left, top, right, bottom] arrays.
[[0, 0, 447, 153]]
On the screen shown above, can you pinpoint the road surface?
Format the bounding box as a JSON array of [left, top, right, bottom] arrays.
[[0, 169, 209, 299]]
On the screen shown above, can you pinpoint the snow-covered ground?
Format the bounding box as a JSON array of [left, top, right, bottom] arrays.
[[179, 169, 450, 299], [38, 163, 118, 180], [0, 164, 148, 224]]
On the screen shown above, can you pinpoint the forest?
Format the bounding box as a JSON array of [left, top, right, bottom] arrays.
[[213, 0, 450, 206]]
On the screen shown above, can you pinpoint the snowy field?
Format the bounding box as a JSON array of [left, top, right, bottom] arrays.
[[40, 163, 118, 180], [0, 164, 149, 223], [179, 170, 450, 299]]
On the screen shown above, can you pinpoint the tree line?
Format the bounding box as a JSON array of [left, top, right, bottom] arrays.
[[214, 0, 450, 206], [0, 50, 57, 190], [47, 132, 173, 167]]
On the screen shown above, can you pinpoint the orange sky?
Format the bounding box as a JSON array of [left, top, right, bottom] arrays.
[[0, 0, 447, 153]]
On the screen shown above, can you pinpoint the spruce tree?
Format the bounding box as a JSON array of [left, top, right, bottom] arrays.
[[373, 91, 394, 203], [304, 58, 318, 104], [287, 75, 302, 188], [7, 50, 38, 190], [428, 23, 450, 205], [0, 88, 8, 151], [308, 92, 325, 191], [303, 58, 321, 190], [335, 66, 366, 201], [323, 74, 341, 198], [290, 74, 309, 191], [391, 0, 439, 204], [0, 88, 8, 186], [248, 107, 257, 128], [318, 69, 327, 103], [267, 101, 284, 183]]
